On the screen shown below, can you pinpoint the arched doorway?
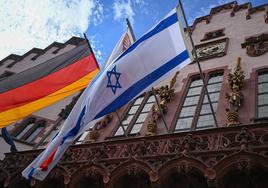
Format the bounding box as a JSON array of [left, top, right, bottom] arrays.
[[112, 172, 151, 188], [8, 178, 31, 188], [159, 168, 208, 188], [40, 177, 65, 188], [74, 173, 105, 188], [219, 165, 268, 188]]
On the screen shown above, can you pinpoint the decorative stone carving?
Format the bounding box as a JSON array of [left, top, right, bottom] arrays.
[[86, 129, 99, 143], [155, 71, 179, 113], [95, 114, 113, 130], [241, 33, 268, 57], [235, 127, 255, 150], [1, 123, 268, 187], [145, 72, 179, 136], [146, 120, 157, 136], [194, 38, 228, 61], [225, 57, 245, 126]]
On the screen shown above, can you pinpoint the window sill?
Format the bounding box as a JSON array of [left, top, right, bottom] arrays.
[[251, 117, 268, 123]]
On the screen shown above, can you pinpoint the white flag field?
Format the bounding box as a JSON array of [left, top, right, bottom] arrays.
[[22, 8, 191, 180]]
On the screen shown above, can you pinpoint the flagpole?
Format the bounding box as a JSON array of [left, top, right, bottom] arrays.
[[115, 111, 128, 137], [178, 0, 218, 128], [152, 88, 169, 133], [83, 33, 100, 69], [126, 18, 136, 41]]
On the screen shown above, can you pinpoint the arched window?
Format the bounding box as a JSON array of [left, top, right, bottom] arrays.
[[174, 71, 223, 132], [257, 70, 268, 118]]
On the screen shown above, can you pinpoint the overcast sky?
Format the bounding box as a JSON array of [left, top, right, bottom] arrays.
[[0, 0, 266, 66]]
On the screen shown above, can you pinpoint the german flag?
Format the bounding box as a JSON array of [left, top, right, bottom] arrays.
[[0, 43, 99, 128]]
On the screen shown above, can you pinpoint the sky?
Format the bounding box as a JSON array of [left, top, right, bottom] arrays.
[[0, 0, 267, 67]]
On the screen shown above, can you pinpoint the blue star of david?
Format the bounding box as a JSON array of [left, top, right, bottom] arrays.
[[106, 65, 122, 94]]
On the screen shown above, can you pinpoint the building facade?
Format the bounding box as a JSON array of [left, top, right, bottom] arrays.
[[1, 1, 268, 188], [0, 37, 87, 159]]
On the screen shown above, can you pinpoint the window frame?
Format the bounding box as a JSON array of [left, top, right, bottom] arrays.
[[111, 92, 154, 137], [173, 70, 224, 132], [256, 69, 268, 118]]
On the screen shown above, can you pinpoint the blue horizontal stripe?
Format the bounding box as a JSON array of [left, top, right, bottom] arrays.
[[94, 50, 189, 119], [113, 12, 178, 64], [87, 13, 178, 91]]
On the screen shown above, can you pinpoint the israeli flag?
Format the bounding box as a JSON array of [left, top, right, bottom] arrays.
[[22, 8, 191, 181]]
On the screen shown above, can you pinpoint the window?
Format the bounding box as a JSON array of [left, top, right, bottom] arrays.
[[175, 72, 223, 132], [129, 95, 155, 134], [257, 71, 268, 118], [113, 94, 155, 136], [16, 123, 35, 139], [14, 118, 46, 143], [175, 77, 203, 132], [75, 130, 90, 144], [196, 73, 222, 129], [201, 29, 225, 41], [26, 126, 44, 142], [0, 71, 14, 80]]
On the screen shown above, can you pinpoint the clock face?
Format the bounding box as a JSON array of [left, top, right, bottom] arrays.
[[195, 41, 226, 59]]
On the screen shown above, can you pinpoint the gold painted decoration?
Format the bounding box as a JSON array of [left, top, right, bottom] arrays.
[[225, 57, 245, 126]]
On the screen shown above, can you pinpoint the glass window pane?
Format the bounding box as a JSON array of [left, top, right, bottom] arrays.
[[26, 127, 43, 142], [134, 97, 144, 105], [258, 83, 268, 94], [136, 113, 148, 123], [183, 96, 200, 106], [147, 95, 156, 103], [208, 74, 223, 84], [196, 115, 215, 128], [115, 126, 126, 136], [200, 103, 218, 115], [258, 105, 268, 118], [142, 103, 154, 112], [207, 83, 222, 92], [16, 123, 35, 139], [129, 105, 139, 114], [122, 115, 134, 125], [203, 92, 220, 103], [130, 123, 143, 134], [190, 79, 203, 87], [187, 86, 202, 96], [175, 117, 193, 130], [258, 72, 268, 83], [77, 130, 89, 142], [179, 106, 197, 117], [258, 94, 268, 106]]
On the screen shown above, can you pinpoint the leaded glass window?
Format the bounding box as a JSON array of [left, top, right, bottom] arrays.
[[175, 77, 202, 132], [175, 72, 223, 132], [257, 71, 268, 118], [196, 72, 223, 129], [114, 94, 155, 136]]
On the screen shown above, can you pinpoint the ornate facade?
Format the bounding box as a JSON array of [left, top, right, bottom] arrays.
[[1, 1, 268, 188]]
